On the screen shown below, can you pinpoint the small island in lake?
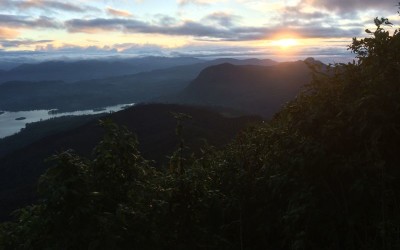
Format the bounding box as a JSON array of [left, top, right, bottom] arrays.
[[92, 108, 107, 112], [15, 117, 26, 121], [48, 109, 59, 115]]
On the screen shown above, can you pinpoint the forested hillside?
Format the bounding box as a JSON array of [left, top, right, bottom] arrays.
[[174, 59, 315, 117], [0, 104, 260, 222], [1, 15, 400, 250]]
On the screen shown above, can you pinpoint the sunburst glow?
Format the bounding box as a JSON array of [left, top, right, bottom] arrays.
[[272, 39, 299, 49]]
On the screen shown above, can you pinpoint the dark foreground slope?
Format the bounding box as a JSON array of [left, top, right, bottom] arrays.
[[0, 114, 105, 158], [0, 104, 261, 221], [172, 59, 317, 117]]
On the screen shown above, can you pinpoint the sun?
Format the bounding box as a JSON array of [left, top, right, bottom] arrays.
[[272, 39, 298, 49]]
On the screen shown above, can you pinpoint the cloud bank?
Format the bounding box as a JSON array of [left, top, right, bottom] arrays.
[[0, 0, 99, 13], [64, 15, 362, 41], [0, 0, 397, 62], [302, 0, 397, 13]]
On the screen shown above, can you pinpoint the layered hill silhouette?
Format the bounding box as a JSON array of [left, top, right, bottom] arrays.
[[170, 58, 319, 117], [0, 57, 316, 220], [0, 57, 204, 84], [0, 58, 277, 112], [0, 104, 261, 221]]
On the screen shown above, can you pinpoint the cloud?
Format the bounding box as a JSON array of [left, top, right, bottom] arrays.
[[202, 12, 241, 27], [282, 6, 327, 21], [178, 0, 224, 6], [65, 15, 363, 41], [154, 15, 179, 26], [302, 0, 397, 13], [0, 37, 356, 65], [0, 27, 19, 39], [169, 43, 354, 64], [228, 25, 361, 41], [65, 17, 236, 38], [32, 43, 168, 57], [34, 44, 118, 53], [20, 0, 86, 12], [65, 18, 144, 34], [0, 14, 61, 29], [278, 6, 365, 30], [112, 43, 163, 52], [106, 7, 133, 17], [32, 42, 165, 55], [0, 39, 53, 48], [0, 0, 99, 13]]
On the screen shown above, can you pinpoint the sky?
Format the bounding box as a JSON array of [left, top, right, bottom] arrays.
[[0, 0, 399, 64]]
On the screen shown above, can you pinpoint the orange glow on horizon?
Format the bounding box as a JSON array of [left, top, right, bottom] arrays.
[[271, 38, 299, 49]]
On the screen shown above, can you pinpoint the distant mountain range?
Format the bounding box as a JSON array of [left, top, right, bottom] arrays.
[[0, 58, 278, 112], [0, 57, 204, 84], [0, 104, 261, 221]]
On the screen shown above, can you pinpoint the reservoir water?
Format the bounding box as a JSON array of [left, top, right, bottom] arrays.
[[0, 103, 135, 139]]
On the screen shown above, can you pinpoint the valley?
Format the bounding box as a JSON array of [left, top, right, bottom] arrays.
[[0, 56, 310, 220]]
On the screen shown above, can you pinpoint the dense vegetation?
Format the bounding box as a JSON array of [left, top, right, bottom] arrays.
[[1, 14, 400, 249], [0, 114, 105, 158], [0, 104, 260, 222]]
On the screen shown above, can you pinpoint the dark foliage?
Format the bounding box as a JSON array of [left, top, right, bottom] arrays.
[[0, 115, 104, 158], [0, 104, 260, 222]]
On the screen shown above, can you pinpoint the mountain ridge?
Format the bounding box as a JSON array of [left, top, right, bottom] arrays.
[[167, 59, 320, 117], [0, 58, 278, 112], [0, 57, 205, 84]]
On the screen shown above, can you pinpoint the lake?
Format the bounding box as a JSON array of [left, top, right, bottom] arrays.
[[0, 103, 135, 139]]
